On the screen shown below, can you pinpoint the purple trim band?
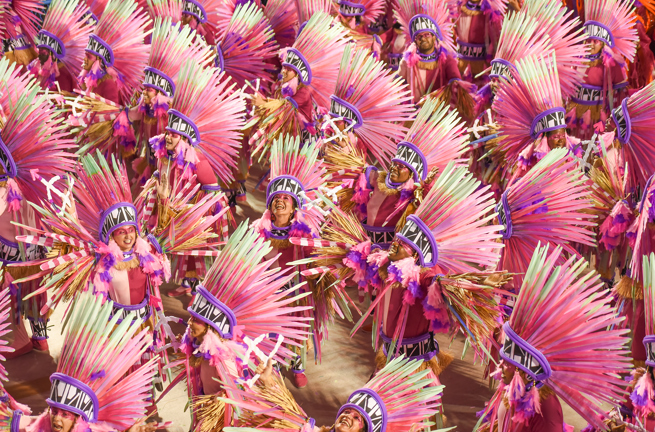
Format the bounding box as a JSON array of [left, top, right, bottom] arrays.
[[392, 141, 428, 181], [643, 335, 655, 368], [384, 174, 402, 190], [285, 96, 298, 110], [457, 39, 486, 60], [613, 80, 629, 90], [268, 223, 291, 240], [409, 14, 443, 41], [11, 410, 22, 432], [396, 214, 438, 267], [86, 34, 114, 67], [282, 48, 312, 85], [530, 107, 566, 140], [584, 21, 615, 48], [143, 67, 176, 98], [110, 293, 152, 324], [147, 234, 162, 254], [380, 328, 439, 362], [167, 108, 201, 145], [496, 189, 512, 239], [201, 185, 223, 192], [182, 0, 208, 23], [266, 174, 305, 208], [215, 44, 225, 71], [500, 322, 552, 383], [47, 373, 99, 422], [361, 223, 395, 233], [188, 286, 237, 339], [0, 136, 17, 181], [338, 0, 365, 17], [330, 95, 364, 129], [36, 30, 66, 60], [639, 175, 653, 213], [611, 97, 631, 145], [99, 202, 139, 243], [337, 388, 388, 432]]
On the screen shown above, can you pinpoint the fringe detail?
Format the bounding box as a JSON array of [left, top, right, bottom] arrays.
[[193, 393, 226, 432], [615, 275, 643, 300], [113, 256, 140, 271], [377, 171, 399, 196]]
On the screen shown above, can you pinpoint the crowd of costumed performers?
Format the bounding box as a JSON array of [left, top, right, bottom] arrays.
[[0, 0, 655, 431]]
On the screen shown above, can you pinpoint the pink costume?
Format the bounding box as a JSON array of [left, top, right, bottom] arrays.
[[566, 0, 637, 140], [27, 0, 90, 92]]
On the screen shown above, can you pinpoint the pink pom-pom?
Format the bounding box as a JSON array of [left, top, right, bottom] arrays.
[[631, 370, 655, 416], [426, 280, 445, 307], [250, 210, 272, 237], [367, 249, 389, 268], [404, 43, 420, 68]]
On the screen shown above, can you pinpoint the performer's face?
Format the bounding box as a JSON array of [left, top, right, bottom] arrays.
[[388, 238, 413, 262], [501, 361, 516, 385], [334, 409, 366, 432], [50, 407, 78, 432], [389, 161, 411, 183], [270, 193, 295, 227], [142, 87, 157, 105], [188, 316, 208, 340], [165, 131, 182, 150], [586, 39, 604, 55], [414, 31, 436, 54], [38, 48, 52, 65], [281, 66, 297, 83], [546, 129, 566, 149], [83, 52, 98, 71], [112, 226, 136, 251]]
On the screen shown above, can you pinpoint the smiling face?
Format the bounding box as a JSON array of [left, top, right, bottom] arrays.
[[165, 131, 182, 151], [270, 193, 296, 227], [142, 87, 157, 106], [281, 66, 297, 83], [83, 52, 98, 71], [587, 39, 604, 56], [38, 47, 52, 65], [111, 225, 136, 252], [188, 316, 209, 341], [50, 407, 78, 432], [546, 129, 566, 149], [414, 31, 436, 54], [389, 161, 412, 184], [335, 409, 366, 432]]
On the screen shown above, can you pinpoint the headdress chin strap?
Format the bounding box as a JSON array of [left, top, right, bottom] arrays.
[[500, 322, 552, 387], [336, 388, 388, 432], [47, 373, 99, 423]]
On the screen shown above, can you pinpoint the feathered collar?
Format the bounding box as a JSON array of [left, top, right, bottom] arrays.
[[180, 326, 244, 369], [251, 209, 314, 250], [149, 133, 200, 180]]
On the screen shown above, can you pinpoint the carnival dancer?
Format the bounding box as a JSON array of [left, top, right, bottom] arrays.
[[221, 356, 444, 432], [0, 57, 76, 358], [335, 0, 385, 56], [396, 0, 476, 123], [181, 0, 222, 45], [79, 0, 151, 104], [495, 148, 597, 291], [348, 162, 507, 382], [323, 98, 468, 252], [450, 0, 506, 86], [27, 0, 92, 92], [249, 11, 350, 159], [566, 0, 637, 140], [178, 222, 312, 431], [12, 291, 159, 432], [477, 244, 631, 432], [251, 134, 328, 388], [622, 253, 655, 429], [603, 80, 655, 192], [491, 54, 577, 179], [13, 152, 171, 396], [614, 175, 655, 368], [141, 60, 245, 297], [325, 43, 414, 166], [214, 1, 278, 204], [1, 0, 44, 68]]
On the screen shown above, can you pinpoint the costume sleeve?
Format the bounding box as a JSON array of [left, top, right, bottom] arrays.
[[94, 76, 120, 104], [290, 85, 314, 123], [56, 65, 76, 93], [444, 54, 462, 81]]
